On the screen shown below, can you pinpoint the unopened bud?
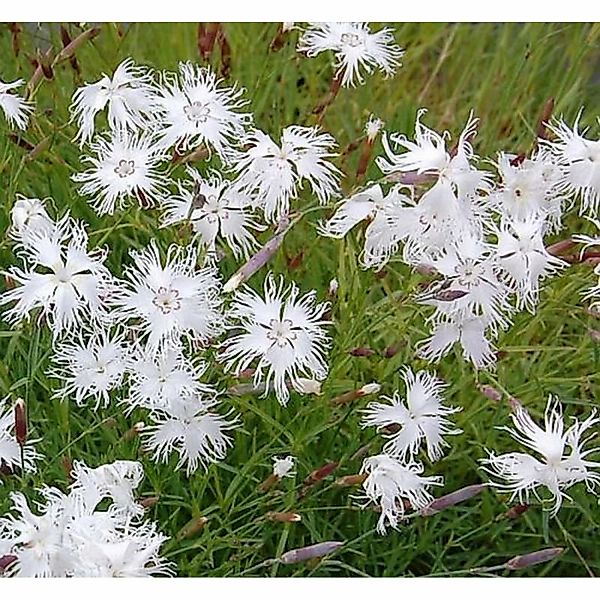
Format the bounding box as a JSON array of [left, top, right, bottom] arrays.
[[478, 384, 502, 403], [349, 347, 375, 357], [122, 421, 145, 441], [266, 511, 301, 523], [140, 495, 160, 509], [177, 516, 209, 540], [303, 462, 338, 486], [0, 554, 17, 574], [14, 399, 26, 446], [259, 473, 280, 493], [295, 378, 322, 395], [508, 396, 523, 412], [420, 484, 487, 516], [505, 547, 564, 570], [334, 474, 367, 487], [359, 383, 381, 395], [501, 504, 529, 520], [328, 278, 339, 297], [223, 272, 244, 294], [588, 328, 600, 343], [279, 541, 344, 565]]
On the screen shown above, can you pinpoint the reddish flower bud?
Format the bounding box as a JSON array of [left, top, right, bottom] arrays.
[[13, 398, 26, 447]]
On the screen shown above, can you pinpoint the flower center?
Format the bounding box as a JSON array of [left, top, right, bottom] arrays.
[[152, 286, 181, 314], [341, 32, 362, 47], [53, 265, 72, 284], [456, 259, 483, 287], [114, 159, 135, 178], [184, 101, 211, 123], [267, 318, 297, 347]]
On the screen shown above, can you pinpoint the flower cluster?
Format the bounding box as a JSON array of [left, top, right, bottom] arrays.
[[0, 460, 172, 577], [358, 368, 459, 534], [2, 23, 600, 576], [319, 109, 598, 367]]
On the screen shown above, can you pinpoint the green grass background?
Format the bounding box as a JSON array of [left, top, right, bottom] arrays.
[[0, 22, 599, 577]]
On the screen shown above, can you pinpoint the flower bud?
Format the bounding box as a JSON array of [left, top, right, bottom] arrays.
[[266, 511, 301, 523], [334, 474, 367, 487], [328, 278, 339, 297], [295, 378, 322, 395], [478, 384, 502, 403], [505, 547, 564, 570], [359, 383, 381, 395], [177, 516, 209, 540], [420, 484, 487, 516], [14, 398, 26, 447], [279, 541, 344, 565]]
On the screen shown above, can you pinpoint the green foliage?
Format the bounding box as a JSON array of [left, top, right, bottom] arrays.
[[0, 22, 599, 577]]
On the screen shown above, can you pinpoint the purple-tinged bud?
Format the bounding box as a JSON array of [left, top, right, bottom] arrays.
[[505, 547, 564, 570], [279, 541, 344, 565], [546, 238, 576, 256], [14, 398, 26, 447], [349, 347, 375, 357], [588, 328, 600, 343], [420, 484, 487, 516], [0, 554, 17, 574], [478, 384, 503, 403], [223, 214, 295, 293]]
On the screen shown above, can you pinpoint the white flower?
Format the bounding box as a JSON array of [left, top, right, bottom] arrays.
[[70, 460, 145, 519], [220, 274, 331, 406], [49, 328, 127, 407], [418, 314, 497, 369], [161, 169, 264, 259], [73, 129, 169, 215], [319, 183, 415, 269], [112, 240, 224, 351], [377, 110, 488, 195], [155, 62, 251, 159], [0, 490, 67, 576], [0, 79, 33, 129], [297, 22, 403, 87], [360, 453, 443, 534], [573, 217, 600, 308], [365, 115, 385, 142], [124, 345, 212, 414], [233, 126, 341, 222], [491, 216, 567, 311], [419, 235, 513, 334], [0, 215, 115, 339], [70, 58, 159, 146], [70, 521, 171, 577], [0, 460, 172, 577], [10, 196, 54, 244], [362, 368, 461, 462], [542, 111, 600, 216], [481, 397, 600, 515], [489, 152, 565, 230], [143, 393, 237, 475], [0, 398, 42, 477], [272, 455, 296, 478]]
